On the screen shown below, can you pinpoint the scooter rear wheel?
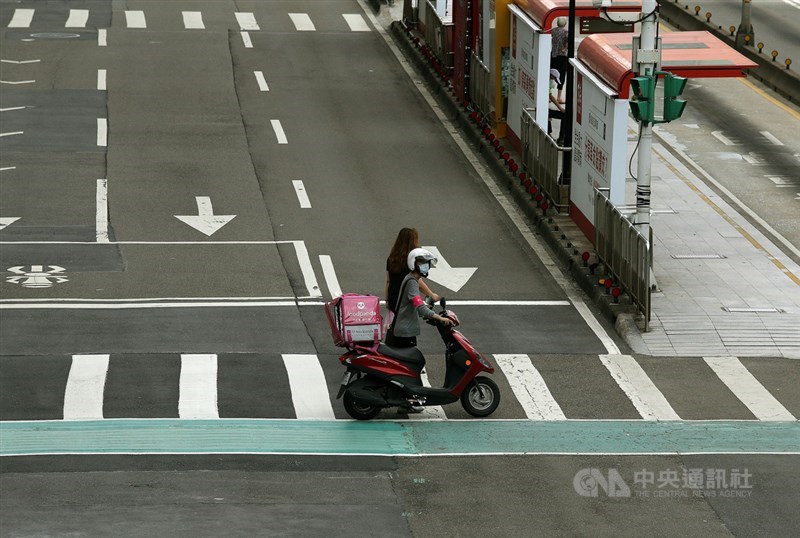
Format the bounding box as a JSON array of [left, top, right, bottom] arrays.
[[343, 391, 382, 420], [461, 376, 500, 417]]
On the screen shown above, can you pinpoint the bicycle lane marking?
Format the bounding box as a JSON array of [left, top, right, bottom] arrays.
[[2, 419, 798, 456]]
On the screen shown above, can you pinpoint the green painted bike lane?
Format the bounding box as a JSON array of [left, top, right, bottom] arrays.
[[1, 419, 798, 456]]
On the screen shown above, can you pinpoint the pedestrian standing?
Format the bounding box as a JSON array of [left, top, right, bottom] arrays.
[[550, 17, 569, 104]]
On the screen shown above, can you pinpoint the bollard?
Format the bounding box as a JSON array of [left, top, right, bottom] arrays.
[[612, 287, 622, 304], [705, 11, 712, 22], [757, 42, 764, 54], [582, 252, 591, 267], [772, 50, 778, 62], [694, 5, 701, 15], [786, 58, 792, 70]]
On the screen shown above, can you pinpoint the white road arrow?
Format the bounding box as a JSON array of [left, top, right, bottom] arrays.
[[175, 196, 236, 236], [0, 217, 21, 231], [422, 245, 477, 293]]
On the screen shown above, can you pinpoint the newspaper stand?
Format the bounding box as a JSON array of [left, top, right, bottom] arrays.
[[325, 294, 383, 347]]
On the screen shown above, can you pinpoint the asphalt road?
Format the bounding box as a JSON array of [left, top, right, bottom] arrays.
[[1, 0, 798, 536], [689, 0, 800, 62]]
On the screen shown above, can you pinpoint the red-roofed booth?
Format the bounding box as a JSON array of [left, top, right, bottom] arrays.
[[569, 31, 757, 241]]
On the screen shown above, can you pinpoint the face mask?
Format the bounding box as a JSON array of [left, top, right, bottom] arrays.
[[418, 263, 430, 276]]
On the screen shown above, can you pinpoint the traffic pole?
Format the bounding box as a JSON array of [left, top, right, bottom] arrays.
[[633, 0, 660, 289]]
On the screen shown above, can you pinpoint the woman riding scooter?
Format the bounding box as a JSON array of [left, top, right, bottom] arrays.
[[386, 248, 454, 349]]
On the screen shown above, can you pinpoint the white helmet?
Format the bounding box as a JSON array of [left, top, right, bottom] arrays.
[[407, 248, 438, 276]]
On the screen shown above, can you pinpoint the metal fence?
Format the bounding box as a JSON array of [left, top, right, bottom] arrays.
[[520, 109, 570, 212], [594, 190, 652, 329], [469, 52, 491, 117], [420, 0, 454, 73]]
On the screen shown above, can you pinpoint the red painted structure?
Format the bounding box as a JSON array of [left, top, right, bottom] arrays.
[[576, 31, 758, 99]]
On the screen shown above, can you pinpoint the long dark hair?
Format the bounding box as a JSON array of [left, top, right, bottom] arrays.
[[387, 228, 419, 273]]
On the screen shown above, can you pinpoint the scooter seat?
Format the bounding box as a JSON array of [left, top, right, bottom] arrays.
[[377, 344, 425, 368]]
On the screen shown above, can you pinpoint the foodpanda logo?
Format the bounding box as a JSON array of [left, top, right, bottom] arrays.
[[357, 301, 365, 309]]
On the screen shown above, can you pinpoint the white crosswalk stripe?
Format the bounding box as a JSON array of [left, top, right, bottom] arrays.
[[65, 9, 89, 28], [182, 11, 205, 30], [8, 8, 35, 28], [125, 10, 147, 29], [343, 14, 370, 32], [63, 355, 109, 420], [289, 13, 316, 32], [704, 356, 796, 421], [235, 12, 259, 31], [282, 354, 336, 419], [4, 353, 796, 422], [179, 354, 219, 419], [600, 354, 681, 421], [495, 354, 565, 420]]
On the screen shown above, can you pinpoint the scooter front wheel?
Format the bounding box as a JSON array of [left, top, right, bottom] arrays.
[[343, 391, 382, 420], [461, 376, 500, 417]]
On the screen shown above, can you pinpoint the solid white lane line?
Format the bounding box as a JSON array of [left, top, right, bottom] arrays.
[[0, 80, 35, 85], [235, 12, 259, 30], [282, 354, 336, 419], [600, 354, 681, 421], [292, 180, 311, 208], [495, 354, 565, 420], [0, 107, 27, 112], [0, 131, 24, 137], [343, 14, 370, 32], [179, 354, 219, 419], [98, 29, 107, 46], [760, 131, 784, 146], [97, 69, 106, 90], [254, 71, 269, 91], [1, 59, 40, 64], [97, 118, 107, 146], [241, 31, 253, 48], [319, 255, 342, 298], [293, 240, 322, 298], [65, 9, 89, 28], [0, 167, 17, 171], [182, 11, 205, 29], [125, 10, 146, 29], [704, 357, 796, 421], [8, 9, 35, 28], [289, 13, 316, 31], [63, 355, 109, 420], [271, 119, 288, 144], [96, 179, 109, 242]]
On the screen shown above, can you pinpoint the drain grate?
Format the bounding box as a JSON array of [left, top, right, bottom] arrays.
[[671, 254, 727, 259], [722, 307, 785, 313]]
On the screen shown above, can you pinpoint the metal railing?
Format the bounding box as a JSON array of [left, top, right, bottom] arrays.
[[520, 109, 571, 212], [421, 0, 454, 73], [469, 52, 491, 116], [594, 190, 652, 330]]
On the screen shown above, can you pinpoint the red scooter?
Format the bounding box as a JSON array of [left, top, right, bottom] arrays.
[[336, 298, 500, 420]]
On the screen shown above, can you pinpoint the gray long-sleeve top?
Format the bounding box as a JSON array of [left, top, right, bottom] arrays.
[[393, 274, 436, 337]]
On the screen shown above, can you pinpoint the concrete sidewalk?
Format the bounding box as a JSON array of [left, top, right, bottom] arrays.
[[373, 2, 800, 359]]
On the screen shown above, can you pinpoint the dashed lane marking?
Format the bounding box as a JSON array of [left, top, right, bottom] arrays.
[[254, 70, 269, 91], [182, 11, 205, 30], [271, 119, 288, 144]]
